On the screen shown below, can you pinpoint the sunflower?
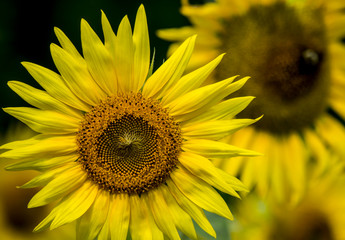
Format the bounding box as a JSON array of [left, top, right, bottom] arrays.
[[0, 5, 259, 239], [158, 0, 345, 203], [230, 160, 345, 240]]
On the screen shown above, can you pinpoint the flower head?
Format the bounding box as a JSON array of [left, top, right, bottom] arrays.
[[1, 5, 259, 239], [158, 0, 345, 203]]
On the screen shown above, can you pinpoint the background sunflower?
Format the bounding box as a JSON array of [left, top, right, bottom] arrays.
[[158, 0, 345, 204]]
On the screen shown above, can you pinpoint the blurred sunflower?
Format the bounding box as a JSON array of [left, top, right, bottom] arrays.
[[0, 5, 259, 240], [158, 0, 345, 203], [230, 160, 345, 240]]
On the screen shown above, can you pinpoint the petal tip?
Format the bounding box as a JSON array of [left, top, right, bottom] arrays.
[[27, 199, 38, 209], [21, 61, 30, 67], [53, 26, 61, 34], [80, 18, 89, 28]]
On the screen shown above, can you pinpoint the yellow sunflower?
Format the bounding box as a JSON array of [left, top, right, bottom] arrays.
[[158, 0, 345, 203], [1, 5, 259, 240], [230, 160, 345, 240]]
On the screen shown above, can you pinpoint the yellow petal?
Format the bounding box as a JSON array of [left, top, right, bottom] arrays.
[[182, 117, 261, 140], [170, 166, 233, 220], [5, 154, 77, 171], [282, 133, 307, 204], [270, 138, 286, 202], [77, 190, 110, 240], [161, 185, 197, 240], [8, 81, 82, 118], [132, 4, 150, 92], [183, 96, 255, 125], [326, 13, 345, 39], [101, 11, 117, 56], [81, 18, 117, 95], [166, 179, 216, 238], [162, 54, 224, 105], [28, 164, 87, 208], [183, 138, 260, 158], [34, 208, 57, 232], [109, 193, 130, 240], [179, 152, 247, 197], [20, 162, 77, 189], [330, 95, 345, 120], [76, 216, 89, 240], [0, 134, 39, 150], [54, 27, 84, 62], [169, 77, 249, 122], [50, 181, 98, 230], [3, 107, 80, 134], [315, 115, 345, 157], [244, 130, 272, 197], [0, 135, 77, 160], [157, 26, 196, 42], [221, 127, 256, 176], [129, 195, 153, 240], [97, 211, 111, 240], [50, 43, 106, 105], [168, 76, 236, 115], [240, 154, 257, 193], [22, 62, 90, 112], [146, 188, 180, 240], [303, 129, 328, 176], [143, 35, 196, 99], [129, 194, 163, 240], [114, 15, 134, 93]]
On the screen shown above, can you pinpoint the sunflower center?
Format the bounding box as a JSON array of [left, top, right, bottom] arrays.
[[216, 2, 330, 134], [77, 93, 182, 195]]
